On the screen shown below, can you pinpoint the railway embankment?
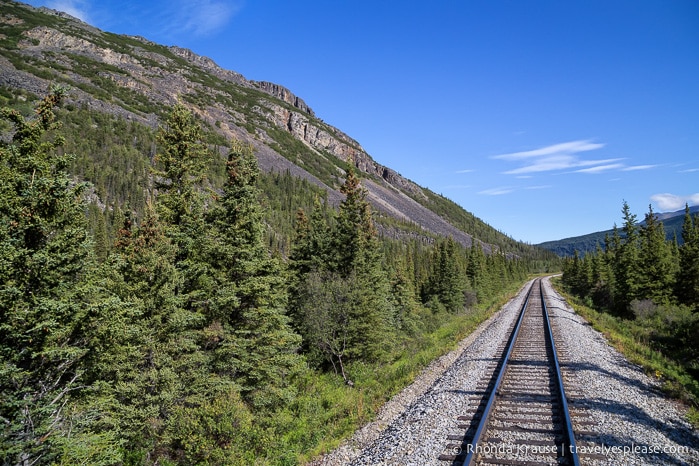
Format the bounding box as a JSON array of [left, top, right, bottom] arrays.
[[311, 277, 699, 466]]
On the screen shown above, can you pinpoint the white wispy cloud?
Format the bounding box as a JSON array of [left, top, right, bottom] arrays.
[[503, 154, 578, 174], [679, 168, 699, 173], [492, 140, 605, 161], [477, 184, 550, 196], [44, 0, 91, 22], [455, 169, 475, 174], [574, 163, 625, 174], [154, 0, 242, 38], [181, 0, 240, 36], [650, 193, 699, 211], [622, 164, 657, 171], [479, 187, 515, 196], [491, 140, 628, 175]]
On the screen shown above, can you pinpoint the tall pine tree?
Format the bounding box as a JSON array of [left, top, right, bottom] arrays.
[[426, 237, 465, 312], [291, 168, 393, 373], [677, 204, 699, 308], [94, 104, 218, 460], [638, 204, 675, 304], [613, 201, 641, 313], [207, 140, 303, 408], [0, 87, 97, 463], [333, 168, 392, 363]]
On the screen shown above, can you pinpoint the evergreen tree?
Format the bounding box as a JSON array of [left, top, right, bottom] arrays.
[[98, 206, 190, 457], [289, 208, 311, 274], [486, 251, 509, 297], [89, 203, 109, 262], [93, 104, 218, 460], [288, 197, 335, 337], [677, 204, 699, 308], [0, 88, 96, 463], [289, 195, 333, 278], [426, 237, 465, 312], [562, 250, 582, 293], [333, 168, 392, 362], [389, 260, 422, 333], [613, 201, 640, 313], [291, 168, 393, 371], [638, 204, 675, 304], [152, 103, 210, 229], [466, 242, 487, 301], [333, 167, 377, 276], [153, 103, 213, 309], [207, 140, 303, 408], [150, 104, 216, 416]]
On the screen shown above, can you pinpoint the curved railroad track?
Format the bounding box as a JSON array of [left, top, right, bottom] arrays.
[[439, 278, 580, 466]]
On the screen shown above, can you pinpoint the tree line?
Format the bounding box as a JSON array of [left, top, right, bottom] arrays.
[[562, 200, 699, 391], [1, 89, 541, 464]]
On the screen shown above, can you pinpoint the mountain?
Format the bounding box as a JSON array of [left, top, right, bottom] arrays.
[[0, 0, 551, 259], [536, 205, 699, 257]]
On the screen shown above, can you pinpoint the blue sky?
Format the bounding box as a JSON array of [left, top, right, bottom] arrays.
[[24, 0, 699, 243]]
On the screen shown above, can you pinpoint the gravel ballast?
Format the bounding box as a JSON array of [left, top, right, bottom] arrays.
[[542, 277, 698, 465], [309, 277, 698, 466]]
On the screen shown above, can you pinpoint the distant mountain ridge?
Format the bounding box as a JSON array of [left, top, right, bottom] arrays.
[[0, 0, 556, 259], [537, 205, 699, 257]]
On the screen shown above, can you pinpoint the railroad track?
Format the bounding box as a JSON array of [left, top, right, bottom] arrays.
[[439, 279, 582, 466]]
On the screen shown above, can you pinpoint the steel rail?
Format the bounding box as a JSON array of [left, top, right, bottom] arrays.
[[460, 281, 534, 466], [459, 278, 580, 466], [539, 279, 581, 466]]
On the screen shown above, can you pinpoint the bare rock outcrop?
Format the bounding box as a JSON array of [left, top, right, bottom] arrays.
[[253, 81, 314, 116]]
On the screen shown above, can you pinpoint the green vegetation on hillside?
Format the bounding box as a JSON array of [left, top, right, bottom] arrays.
[[539, 206, 699, 257], [560, 201, 699, 417], [0, 6, 563, 463], [0, 91, 555, 464], [0, 0, 559, 267], [552, 280, 699, 427]]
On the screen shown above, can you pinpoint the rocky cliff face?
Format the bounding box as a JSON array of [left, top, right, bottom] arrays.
[[254, 81, 314, 116], [0, 0, 477, 249], [265, 102, 427, 200]]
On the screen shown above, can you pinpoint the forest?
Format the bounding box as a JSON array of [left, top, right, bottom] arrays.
[[0, 88, 561, 464], [561, 201, 699, 410]]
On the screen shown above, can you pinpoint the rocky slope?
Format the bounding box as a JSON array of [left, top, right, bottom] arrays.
[[0, 0, 540, 254]]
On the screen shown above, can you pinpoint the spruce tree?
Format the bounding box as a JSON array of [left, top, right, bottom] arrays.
[[288, 198, 334, 336], [334, 168, 392, 362], [677, 204, 699, 308], [94, 104, 217, 460], [333, 167, 377, 275], [98, 206, 189, 456], [207, 140, 303, 408], [427, 237, 465, 312], [289, 208, 311, 274], [292, 168, 392, 370], [289, 195, 333, 278], [389, 260, 422, 333], [153, 103, 213, 311], [0, 88, 96, 463], [153, 103, 210, 229], [613, 201, 641, 313], [638, 204, 675, 304], [468, 243, 491, 302]]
